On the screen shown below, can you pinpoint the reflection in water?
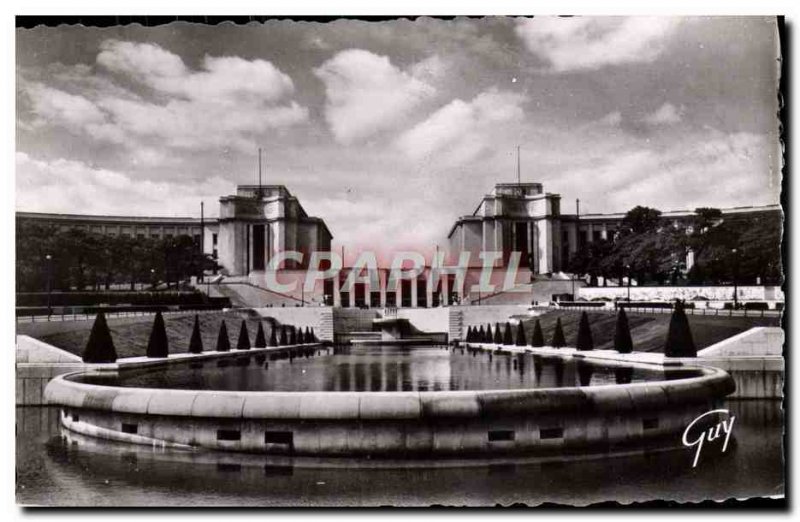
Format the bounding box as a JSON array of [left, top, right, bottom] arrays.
[[16, 400, 784, 506], [615, 367, 634, 385], [577, 361, 594, 387], [73, 345, 699, 393]]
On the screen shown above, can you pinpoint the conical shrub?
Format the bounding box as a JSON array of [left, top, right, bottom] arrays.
[[665, 300, 696, 357], [305, 326, 312, 344], [576, 311, 594, 351], [237, 320, 251, 350], [467, 326, 474, 342], [551, 318, 566, 348], [614, 308, 633, 354], [268, 324, 278, 346], [478, 325, 486, 343], [530, 319, 544, 347], [310, 327, 316, 342], [146, 311, 169, 358], [515, 322, 526, 346], [279, 325, 288, 345], [486, 323, 493, 343], [254, 322, 267, 348], [289, 326, 297, 345], [216, 320, 231, 352], [503, 322, 513, 345], [493, 322, 503, 344], [188, 314, 203, 354], [82, 312, 117, 363]]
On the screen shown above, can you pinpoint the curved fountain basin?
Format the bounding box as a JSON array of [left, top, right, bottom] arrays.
[[44, 346, 735, 458]]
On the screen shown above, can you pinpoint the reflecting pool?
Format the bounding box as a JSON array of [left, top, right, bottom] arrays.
[[70, 344, 701, 392]]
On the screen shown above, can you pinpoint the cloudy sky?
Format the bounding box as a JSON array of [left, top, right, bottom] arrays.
[[16, 17, 781, 258]]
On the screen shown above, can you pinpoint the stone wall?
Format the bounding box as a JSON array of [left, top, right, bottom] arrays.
[[254, 307, 334, 341], [45, 364, 734, 457], [578, 285, 784, 303], [698, 327, 783, 357]]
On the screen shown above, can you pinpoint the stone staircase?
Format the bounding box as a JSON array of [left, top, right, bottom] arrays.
[[448, 309, 463, 342], [317, 308, 335, 342]]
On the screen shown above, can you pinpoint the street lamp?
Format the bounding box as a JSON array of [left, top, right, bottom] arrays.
[[731, 248, 739, 310], [150, 268, 156, 290], [45, 254, 53, 318], [626, 264, 631, 302]]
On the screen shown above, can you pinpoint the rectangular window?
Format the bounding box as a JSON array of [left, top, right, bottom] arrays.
[[212, 233, 218, 245], [264, 431, 293, 445], [121, 423, 138, 434], [539, 427, 564, 440], [488, 430, 515, 442], [216, 429, 241, 441]]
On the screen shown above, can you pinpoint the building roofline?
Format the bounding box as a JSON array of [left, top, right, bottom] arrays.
[[15, 211, 217, 225]]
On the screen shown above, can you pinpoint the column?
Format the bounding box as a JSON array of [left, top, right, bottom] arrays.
[[410, 275, 418, 308], [380, 270, 387, 308], [333, 275, 341, 307]]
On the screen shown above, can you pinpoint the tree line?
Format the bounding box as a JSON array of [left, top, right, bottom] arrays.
[[16, 220, 216, 292], [565, 206, 782, 286]]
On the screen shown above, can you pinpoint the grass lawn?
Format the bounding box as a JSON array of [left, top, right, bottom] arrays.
[[19, 310, 287, 359], [510, 310, 780, 353]]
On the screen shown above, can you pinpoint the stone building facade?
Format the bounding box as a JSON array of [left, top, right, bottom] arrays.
[[447, 182, 781, 275]]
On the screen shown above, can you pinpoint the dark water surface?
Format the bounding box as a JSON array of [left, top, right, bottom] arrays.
[[71, 345, 700, 392], [16, 400, 784, 506]]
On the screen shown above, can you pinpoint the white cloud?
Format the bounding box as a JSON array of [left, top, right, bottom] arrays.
[[20, 40, 308, 155], [395, 88, 525, 165], [98, 40, 296, 105], [25, 83, 105, 127], [314, 49, 437, 144], [643, 102, 682, 125], [15, 152, 231, 217], [551, 130, 778, 214], [515, 17, 681, 72]]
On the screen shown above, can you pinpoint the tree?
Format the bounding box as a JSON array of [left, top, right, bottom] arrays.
[[305, 326, 313, 344], [254, 322, 267, 348], [310, 328, 316, 342], [621, 206, 663, 235], [289, 325, 297, 345], [551, 318, 566, 348], [478, 325, 486, 343], [614, 308, 633, 354], [576, 311, 594, 351], [188, 314, 203, 354], [146, 311, 169, 358], [268, 324, 278, 346], [237, 320, 251, 350], [515, 322, 526, 346], [279, 325, 288, 346], [665, 300, 696, 357], [82, 312, 117, 363], [503, 322, 513, 345], [530, 319, 544, 347], [216, 320, 231, 352], [493, 322, 503, 344]]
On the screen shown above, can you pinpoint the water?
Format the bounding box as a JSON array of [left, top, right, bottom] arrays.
[[71, 345, 701, 392], [16, 400, 784, 506]]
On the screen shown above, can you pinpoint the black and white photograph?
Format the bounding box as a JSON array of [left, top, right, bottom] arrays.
[[12, 12, 786, 508]]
